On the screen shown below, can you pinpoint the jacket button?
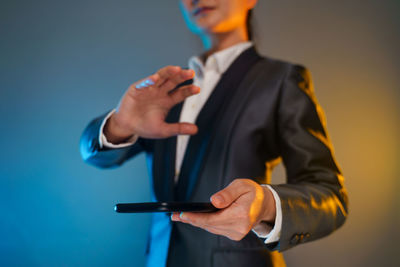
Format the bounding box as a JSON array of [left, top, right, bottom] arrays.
[[290, 234, 300, 245]]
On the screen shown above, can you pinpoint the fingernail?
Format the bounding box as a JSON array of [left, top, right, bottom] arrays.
[[211, 195, 223, 205]]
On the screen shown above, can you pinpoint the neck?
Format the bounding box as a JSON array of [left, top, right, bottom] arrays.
[[201, 26, 249, 59]]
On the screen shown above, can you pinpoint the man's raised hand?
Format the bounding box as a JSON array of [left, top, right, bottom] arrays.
[[104, 66, 200, 143]]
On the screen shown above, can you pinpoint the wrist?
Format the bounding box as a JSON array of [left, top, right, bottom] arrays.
[[104, 113, 135, 144], [260, 186, 276, 225]]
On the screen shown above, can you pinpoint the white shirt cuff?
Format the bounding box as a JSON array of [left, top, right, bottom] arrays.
[[99, 109, 139, 149], [251, 184, 282, 244]]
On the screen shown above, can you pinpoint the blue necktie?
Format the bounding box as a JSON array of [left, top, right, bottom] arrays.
[[146, 212, 172, 267]]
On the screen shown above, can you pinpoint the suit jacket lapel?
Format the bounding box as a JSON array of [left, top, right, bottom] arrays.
[[175, 46, 262, 201]]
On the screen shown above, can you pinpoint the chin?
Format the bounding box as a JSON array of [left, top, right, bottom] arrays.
[[193, 16, 221, 34]]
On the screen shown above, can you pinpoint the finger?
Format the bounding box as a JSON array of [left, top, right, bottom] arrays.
[[155, 65, 181, 87], [179, 212, 207, 227], [159, 122, 198, 137], [194, 222, 248, 241], [173, 212, 225, 235], [169, 84, 200, 104], [210, 179, 253, 209], [179, 211, 224, 227], [170, 212, 181, 221], [177, 210, 250, 239], [181, 207, 239, 225], [172, 212, 215, 225], [133, 73, 159, 90], [201, 224, 233, 237], [159, 69, 195, 92], [202, 225, 222, 235], [170, 212, 195, 224], [204, 224, 248, 241], [180, 218, 236, 240]]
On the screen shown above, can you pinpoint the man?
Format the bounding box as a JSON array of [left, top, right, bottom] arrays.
[[80, 0, 348, 266]]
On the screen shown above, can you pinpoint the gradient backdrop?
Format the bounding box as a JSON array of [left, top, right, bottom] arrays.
[[1, 0, 399, 266]]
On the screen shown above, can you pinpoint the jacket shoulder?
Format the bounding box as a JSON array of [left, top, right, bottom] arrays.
[[256, 53, 308, 74]]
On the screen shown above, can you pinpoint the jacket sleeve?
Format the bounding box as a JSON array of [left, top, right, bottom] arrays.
[[269, 64, 349, 251], [79, 111, 152, 168]]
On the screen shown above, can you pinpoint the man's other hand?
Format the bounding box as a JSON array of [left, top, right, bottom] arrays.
[[171, 179, 276, 241]]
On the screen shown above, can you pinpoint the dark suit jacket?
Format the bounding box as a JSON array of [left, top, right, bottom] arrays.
[[80, 47, 348, 267]]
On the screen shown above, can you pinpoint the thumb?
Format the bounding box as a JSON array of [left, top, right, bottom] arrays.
[[210, 179, 249, 209]]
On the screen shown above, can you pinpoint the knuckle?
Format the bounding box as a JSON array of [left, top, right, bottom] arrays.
[[237, 224, 251, 236], [232, 178, 242, 184], [241, 178, 253, 186], [230, 233, 244, 241], [232, 178, 249, 187], [159, 66, 173, 75], [230, 179, 241, 187], [168, 65, 180, 72], [231, 236, 240, 241], [240, 178, 258, 191], [160, 127, 172, 138]]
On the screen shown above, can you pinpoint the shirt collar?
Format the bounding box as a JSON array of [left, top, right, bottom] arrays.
[[188, 41, 253, 76]]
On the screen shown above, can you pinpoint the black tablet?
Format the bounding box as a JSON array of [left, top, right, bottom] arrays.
[[114, 202, 219, 213]]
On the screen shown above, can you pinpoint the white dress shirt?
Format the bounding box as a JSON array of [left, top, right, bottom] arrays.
[[98, 41, 282, 244]]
